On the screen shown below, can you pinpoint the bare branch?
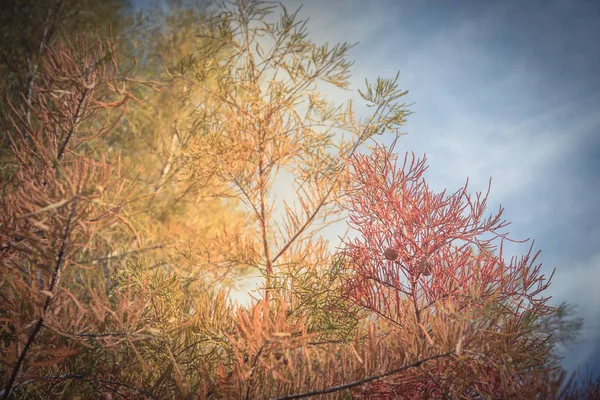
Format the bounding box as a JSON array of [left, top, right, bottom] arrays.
[[272, 352, 454, 400]]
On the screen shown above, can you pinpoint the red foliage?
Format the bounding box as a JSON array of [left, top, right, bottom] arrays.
[[342, 140, 554, 327], [336, 140, 565, 397]]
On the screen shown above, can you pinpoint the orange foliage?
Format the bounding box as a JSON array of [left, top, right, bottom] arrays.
[[1, 2, 598, 399]]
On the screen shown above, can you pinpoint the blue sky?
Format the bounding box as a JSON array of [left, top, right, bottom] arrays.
[[277, 0, 600, 375]]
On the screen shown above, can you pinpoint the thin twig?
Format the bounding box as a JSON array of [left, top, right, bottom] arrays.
[[272, 351, 454, 400], [90, 244, 171, 264], [11, 374, 159, 400], [41, 323, 153, 340]]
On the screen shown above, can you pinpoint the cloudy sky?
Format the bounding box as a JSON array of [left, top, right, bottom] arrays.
[[275, 0, 600, 376]]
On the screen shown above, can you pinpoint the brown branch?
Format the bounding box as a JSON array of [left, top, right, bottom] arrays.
[[57, 87, 89, 161], [41, 324, 153, 340], [272, 351, 454, 400], [24, 4, 58, 129], [2, 196, 77, 400], [10, 374, 159, 400], [90, 244, 171, 265], [245, 341, 269, 400], [272, 104, 385, 265], [258, 147, 274, 308], [0, 319, 44, 400]]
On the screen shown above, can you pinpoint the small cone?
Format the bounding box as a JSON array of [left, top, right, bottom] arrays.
[[417, 258, 432, 276], [384, 248, 399, 261]]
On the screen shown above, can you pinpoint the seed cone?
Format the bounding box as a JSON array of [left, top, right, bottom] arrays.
[[418, 258, 432, 276], [384, 247, 399, 261]]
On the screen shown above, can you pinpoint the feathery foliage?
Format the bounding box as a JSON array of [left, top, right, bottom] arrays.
[[1, 1, 597, 399]]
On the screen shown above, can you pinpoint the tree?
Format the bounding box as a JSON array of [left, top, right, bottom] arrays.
[[340, 140, 557, 397], [0, 35, 143, 399], [175, 0, 409, 314], [1, 0, 597, 398]]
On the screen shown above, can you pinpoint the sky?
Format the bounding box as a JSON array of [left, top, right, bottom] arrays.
[[274, 0, 600, 376]]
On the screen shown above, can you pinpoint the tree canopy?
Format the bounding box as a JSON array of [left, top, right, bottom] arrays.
[[1, 1, 597, 399]]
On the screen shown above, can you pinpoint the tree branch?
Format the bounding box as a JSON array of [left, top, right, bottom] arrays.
[[272, 351, 454, 400], [2, 196, 77, 400], [8, 374, 159, 400]]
